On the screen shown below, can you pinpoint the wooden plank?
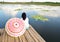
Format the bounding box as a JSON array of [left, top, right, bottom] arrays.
[[4, 30, 8, 42], [0, 35, 1, 42], [7, 34, 14, 42], [0, 25, 45, 42], [14, 37, 19, 42], [28, 28, 39, 42], [24, 31, 35, 42], [2, 29, 5, 42], [18, 36, 23, 42], [0, 29, 2, 42], [30, 25, 46, 42], [21, 35, 27, 42]]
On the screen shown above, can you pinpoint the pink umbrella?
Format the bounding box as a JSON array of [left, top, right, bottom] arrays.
[[5, 18, 26, 37]]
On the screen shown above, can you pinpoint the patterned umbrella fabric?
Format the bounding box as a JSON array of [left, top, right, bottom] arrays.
[[5, 18, 26, 37]]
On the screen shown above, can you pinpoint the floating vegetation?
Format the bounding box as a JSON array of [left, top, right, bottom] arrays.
[[42, 10, 50, 12], [31, 15, 48, 21], [0, 2, 60, 6], [14, 8, 22, 11]]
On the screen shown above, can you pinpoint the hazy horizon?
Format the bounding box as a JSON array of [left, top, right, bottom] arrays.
[[0, 0, 60, 2]]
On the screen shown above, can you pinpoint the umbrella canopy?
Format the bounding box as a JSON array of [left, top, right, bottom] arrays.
[[5, 18, 26, 37]]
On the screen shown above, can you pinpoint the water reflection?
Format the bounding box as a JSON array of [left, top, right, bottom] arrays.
[[0, 4, 60, 42]]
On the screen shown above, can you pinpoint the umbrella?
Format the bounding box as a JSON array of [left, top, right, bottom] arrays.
[[5, 18, 26, 37]]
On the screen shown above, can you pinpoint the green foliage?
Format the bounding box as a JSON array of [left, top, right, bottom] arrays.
[[31, 15, 48, 21], [42, 10, 50, 12], [0, 2, 60, 6], [14, 8, 22, 11]]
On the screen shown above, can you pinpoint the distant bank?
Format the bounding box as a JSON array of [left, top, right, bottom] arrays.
[[0, 2, 60, 6]]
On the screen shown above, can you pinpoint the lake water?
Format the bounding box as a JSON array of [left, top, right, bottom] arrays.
[[0, 4, 60, 42]]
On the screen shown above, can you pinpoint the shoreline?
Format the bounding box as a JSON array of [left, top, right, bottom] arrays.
[[0, 2, 60, 6]]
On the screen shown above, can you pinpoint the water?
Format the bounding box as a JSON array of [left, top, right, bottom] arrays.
[[0, 4, 60, 42]]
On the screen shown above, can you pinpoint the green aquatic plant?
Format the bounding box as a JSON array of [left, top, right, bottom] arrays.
[[42, 10, 50, 12], [31, 15, 48, 21], [0, 2, 60, 6], [14, 8, 22, 11]]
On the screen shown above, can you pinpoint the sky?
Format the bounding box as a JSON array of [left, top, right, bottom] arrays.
[[0, 0, 60, 2]]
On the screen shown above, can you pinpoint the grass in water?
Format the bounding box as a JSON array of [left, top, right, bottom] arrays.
[[0, 2, 60, 6], [14, 8, 22, 11], [31, 15, 48, 21], [42, 10, 50, 12]]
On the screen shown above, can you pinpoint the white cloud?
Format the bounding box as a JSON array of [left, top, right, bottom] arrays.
[[40, 13, 60, 18], [0, 4, 60, 18], [2, 6, 18, 16]]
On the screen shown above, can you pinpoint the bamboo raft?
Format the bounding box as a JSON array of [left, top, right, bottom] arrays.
[[0, 25, 45, 42]]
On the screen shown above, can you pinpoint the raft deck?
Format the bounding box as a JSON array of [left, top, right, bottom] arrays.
[[0, 25, 46, 42]]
